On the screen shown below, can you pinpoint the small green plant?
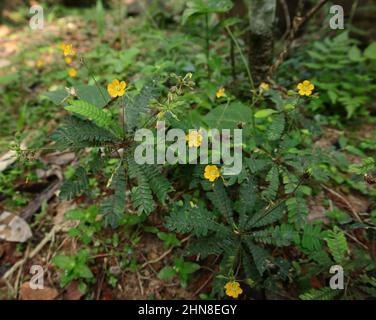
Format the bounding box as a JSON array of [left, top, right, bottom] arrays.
[[65, 205, 103, 244], [278, 32, 376, 119], [53, 249, 94, 291], [158, 257, 200, 288]]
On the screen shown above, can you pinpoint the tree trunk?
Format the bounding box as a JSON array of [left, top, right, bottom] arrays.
[[248, 0, 276, 85]]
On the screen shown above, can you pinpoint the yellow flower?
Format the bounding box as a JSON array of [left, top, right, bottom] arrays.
[[68, 68, 77, 78], [297, 80, 314, 96], [204, 165, 220, 182], [63, 44, 75, 57], [36, 59, 44, 69], [65, 57, 72, 64], [59, 42, 66, 51], [259, 82, 270, 91], [185, 130, 202, 148], [224, 281, 243, 299], [216, 87, 226, 98], [107, 79, 127, 98]]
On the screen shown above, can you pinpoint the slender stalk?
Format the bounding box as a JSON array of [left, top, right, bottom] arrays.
[[121, 95, 126, 140], [225, 25, 254, 90], [205, 13, 210, 78], [80, 56, 108, 106]]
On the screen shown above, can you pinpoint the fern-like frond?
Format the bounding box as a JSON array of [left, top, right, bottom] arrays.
[[261, 165, 280, 200], [65, 100, 121, 137], [238, 177, 257, 230], [267, 113, 285, 141], [51, 116, 118, 150], [165, 202, 226, 237], [100, 163, 126, 227], [324, 226, 348, 264], [243, 239, 270, 276], [141, 165, 173, 204], [286, 196, 308, 227], [207, 181, 234, 224], [126, 153, 155, 215], [59, 167, 88, 200], [246, 202, 286, 229], [251, 224, 299, 247], [125, 80, 159, 131], [300, 287, 340, 300]]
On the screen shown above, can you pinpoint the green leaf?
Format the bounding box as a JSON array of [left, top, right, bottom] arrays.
[[348, 46, 363, 62], [59, 167, 89, 200], [254, 109, 277, 119], [75, 263, 93, 279], [165, 202, 224, 237], [75, 84, 111, 108], [300, 288, 339, 300], [246, 202, 286, 229], [65, 100, 115, 131], [302, 224, 324, 251], [181, 0, 233, 24], [324, 226, 348, 264], [158, 266, 176, 280], [204, 101, 251, 129], [125, 80, 159, 131], [43, 89, 69, 105], [53, 255, 75, 270], [100, 163, 126, 227], [364, 42, 376, 60], [267, 113, 285, 141], [243, 240, 270, 276], [180, 262, 200, 274], [207, 181, 233, 223]]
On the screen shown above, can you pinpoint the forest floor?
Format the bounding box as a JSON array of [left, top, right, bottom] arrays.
[[0, 3, 375, 300]]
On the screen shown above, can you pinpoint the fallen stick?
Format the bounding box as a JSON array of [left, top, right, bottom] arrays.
[[2, 225, 61, 281], [21, 179, 63, 222]]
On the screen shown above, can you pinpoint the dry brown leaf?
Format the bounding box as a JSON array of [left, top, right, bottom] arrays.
[[0, 211, 32, 243], [64, 281, 84, 300], [42, 152, 75, 166], [19, 282, 59, 300]]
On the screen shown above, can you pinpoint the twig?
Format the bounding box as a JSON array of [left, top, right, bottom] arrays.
[[140, 235, 191, 269], [193, 272, 215, 296], [344, 231, 368, 250], [321, 184, 363, 223], [2, 225, 61, 280], [14, 245, 30, 299], [21, 179, 62, 221], [136, 271, 144, 296], [268, 0, 329, 76]]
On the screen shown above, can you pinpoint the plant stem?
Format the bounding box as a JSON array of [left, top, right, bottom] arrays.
[[205, 13, 210, 78], [80, 56, 108, 106], [225, 25, 254, 90]]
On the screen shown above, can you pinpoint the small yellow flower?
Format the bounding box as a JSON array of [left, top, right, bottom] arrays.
[[216, 87, 226, 99], [297, 80, 314, 96], [259, 82, 270, 91], [63, 44, 75, 57], [68, 68, 77, 78], [204, 165, 220, 182], [224, 281, 243, 299], [65, 57, 72, 64], [36, 59, 44, 69], [185, 130, 202, 148], [59, 42, 66, 51], [107, 79, 127, 98]]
